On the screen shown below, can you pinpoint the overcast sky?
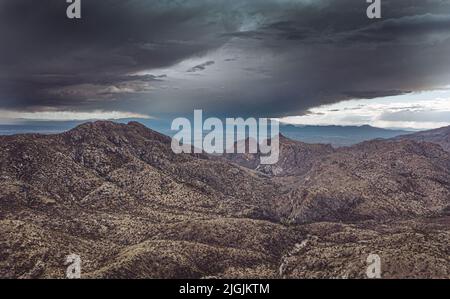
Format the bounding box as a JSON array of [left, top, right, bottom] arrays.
[[1, 0, 450, 129]]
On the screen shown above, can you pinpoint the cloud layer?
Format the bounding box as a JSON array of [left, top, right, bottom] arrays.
[[1, 0, 450, 119], [280, 89, 450, 130]]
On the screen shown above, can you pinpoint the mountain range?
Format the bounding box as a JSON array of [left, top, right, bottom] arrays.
[[1, 121, 449, 278], [280, 124, 411, 147], [0, 120, 412, 147]]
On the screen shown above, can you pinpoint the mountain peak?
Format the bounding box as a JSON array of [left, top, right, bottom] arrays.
[[57, 120, 172, 149]]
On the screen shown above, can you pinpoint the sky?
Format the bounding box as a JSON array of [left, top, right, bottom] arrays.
[[1, 0, 450, 129], [278, 88, 450, 130]]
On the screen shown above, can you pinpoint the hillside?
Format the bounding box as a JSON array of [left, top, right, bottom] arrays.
[[223, 134, 335, 177], [395, 126, 450, 152]]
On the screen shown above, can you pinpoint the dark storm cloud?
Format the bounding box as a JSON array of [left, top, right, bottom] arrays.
[[233, 13, 450, 45], [1, 0, 450, 118], [200, 0, 450, 117], [343, 90, 412, 99], [0, 0, 237, 110]]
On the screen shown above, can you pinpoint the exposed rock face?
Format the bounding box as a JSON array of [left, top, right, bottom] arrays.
[[1, 121, 449, 279]]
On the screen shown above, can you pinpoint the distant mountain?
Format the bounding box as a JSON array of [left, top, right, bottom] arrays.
[[1, 121, 449, 279], [0, 118, 173, 136], [0, 123, 77, 135], [280, 124, 411, 147], [394, 125, 450, 152], [1, 120, 412, 148]]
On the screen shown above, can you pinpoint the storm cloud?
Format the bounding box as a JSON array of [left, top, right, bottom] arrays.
[[1, 0, 450, 119]]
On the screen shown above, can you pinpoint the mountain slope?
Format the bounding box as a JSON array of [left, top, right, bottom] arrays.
[[395, 125, 450, 152], [225, 132, 450, 224], [280, 139, 450, 224], [0, 121, 299, 278]]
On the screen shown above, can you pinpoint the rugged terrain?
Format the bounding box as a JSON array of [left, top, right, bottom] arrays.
[[395, 125, 450, 152], [223, 134, 335, 177], [0, 121, 449, 278], [280, 124, 409, 147]]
